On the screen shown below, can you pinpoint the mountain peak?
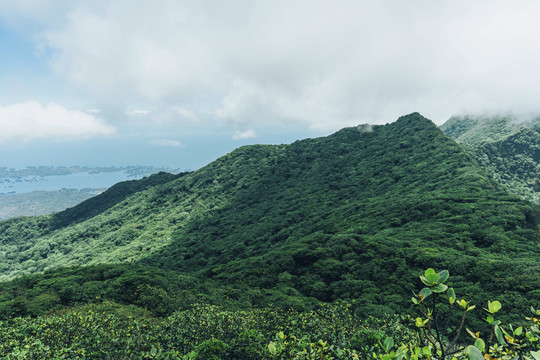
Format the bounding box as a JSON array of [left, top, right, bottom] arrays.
[[394, 112, 435, 128]]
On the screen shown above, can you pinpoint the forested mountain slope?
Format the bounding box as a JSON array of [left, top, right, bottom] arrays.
[[0, 113, 539, 317], [441, 115, 540, 204]]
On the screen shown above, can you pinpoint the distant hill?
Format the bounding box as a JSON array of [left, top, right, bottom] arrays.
[[0, 165, 178, 220], [0, 189, 99, 220], [0, 113, 538, 318], [441, 115, 540, 204]]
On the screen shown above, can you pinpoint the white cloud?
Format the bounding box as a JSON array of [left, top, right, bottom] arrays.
[[232, 129, 257, 140], [5, 0, 540, 130], [148, 139, 183, 147], [0, 101, 115, 142], [85, 108, 101, 114], [127, 110, 152, 116]]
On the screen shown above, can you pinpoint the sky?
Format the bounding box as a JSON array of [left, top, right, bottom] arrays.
[[1, 0, 540, 170]]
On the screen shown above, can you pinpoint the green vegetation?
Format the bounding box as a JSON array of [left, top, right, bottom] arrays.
[[0, 301, 395, 359], [441, 115, 540, 204], [0, 113, 538, 319], [0, 268, 538, 359], [0, 113, 539, 357], [375, 268, 540, 360], [0, 189, 98, 220]]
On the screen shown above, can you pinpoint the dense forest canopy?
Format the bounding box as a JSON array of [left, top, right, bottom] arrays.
[[0, 113, 537, 323], [441, 114, 540, 205]]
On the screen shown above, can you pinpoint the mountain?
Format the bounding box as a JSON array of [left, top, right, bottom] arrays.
[[0, 113, 539, 319], [441, 115, 540, 204]]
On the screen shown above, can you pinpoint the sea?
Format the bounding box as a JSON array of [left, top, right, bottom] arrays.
[[0, 171, 140, 195]]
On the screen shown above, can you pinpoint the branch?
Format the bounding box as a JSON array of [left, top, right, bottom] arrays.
[[445, 309, 467, 353]]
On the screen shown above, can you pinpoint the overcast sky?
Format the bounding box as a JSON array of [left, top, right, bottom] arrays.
[[1, 0, 540, 169]]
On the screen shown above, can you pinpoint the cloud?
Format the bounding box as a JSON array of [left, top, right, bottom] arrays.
[[232, 129, 257, 140], [148, 139, 183, 147], [85, 108, 101, 114], [0, 101, 115, 142], [127, 110, 152, 116], [5, 0, 540, 131]]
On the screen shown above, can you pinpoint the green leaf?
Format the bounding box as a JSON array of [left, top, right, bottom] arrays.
[[422, 346, 432, 356], [447, 288, 456, 304], [431, 284, 448, 293], [424, 268, 440, 284], [466, 328, 479, 339], [466, 345, 484, 360], [420, 276, 431, 286], [419, 287, 432, 301], [268, 342, 277, 356], [486, 315, 494, 324], [384, 337, 394, 351], [514, 326, 523, 336], [415, 317, 428, 328], [487, 300, 501, 314], [437, 270, 449, 284], [531, 350, 540, 360], [494, 325, 506, 345], [474, 338, 485, 352]]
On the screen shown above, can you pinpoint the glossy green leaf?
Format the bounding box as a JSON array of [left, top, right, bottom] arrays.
[[419, 287, 432, 301], [437, 270, 449, 284], [431, 284, 448, 293], [487, 300, 501, 314], [424, 268, 440, 284], [420, 276, 431, 286]]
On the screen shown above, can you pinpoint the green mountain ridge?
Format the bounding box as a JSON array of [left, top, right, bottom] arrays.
[[0, 112, 539, 318], [441, 114, 540, 204]]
